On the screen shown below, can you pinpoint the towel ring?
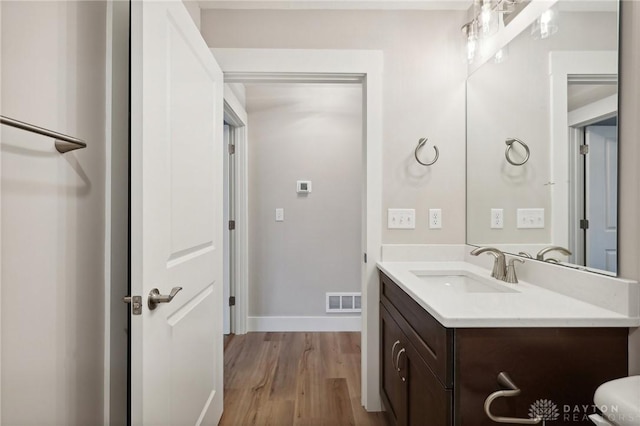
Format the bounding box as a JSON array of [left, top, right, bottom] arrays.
[[505, 138, 530, 166], [415, 138, 439, 166]]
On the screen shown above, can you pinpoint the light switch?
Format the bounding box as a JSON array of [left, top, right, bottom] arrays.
[[275, 208, 284, 222], [388, 209, 415, 229], [517, 208, 544, 229]]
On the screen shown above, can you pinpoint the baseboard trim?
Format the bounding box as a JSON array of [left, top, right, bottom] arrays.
[[247, 316, 362, 332]]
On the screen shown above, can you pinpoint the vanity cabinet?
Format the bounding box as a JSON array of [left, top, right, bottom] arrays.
[[379, 271, 628, 426]]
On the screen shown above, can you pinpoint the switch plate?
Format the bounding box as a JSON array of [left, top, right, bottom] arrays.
[[491, 208, 504, 229], [517, 208, 544, 229], [429, 209, 442, 229], [388, 209, 415, 229], [275, 208, 284, 222]]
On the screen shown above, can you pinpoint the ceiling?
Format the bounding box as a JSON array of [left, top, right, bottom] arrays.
[[198, 0, 617, 12], [198, 0, 471, 10]]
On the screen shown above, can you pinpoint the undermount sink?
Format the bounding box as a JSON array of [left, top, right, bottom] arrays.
[[410, 271, 519, 294]]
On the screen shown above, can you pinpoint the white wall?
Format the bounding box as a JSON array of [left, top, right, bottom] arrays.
[[246, 83, 362, 321], [183, 0, 201, 30], [201, 9, 468, 245], [1, 1, 106, 424], [466, 11, 618, 245]]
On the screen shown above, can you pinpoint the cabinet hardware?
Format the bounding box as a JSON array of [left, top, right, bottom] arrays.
[[395, 348, 406, 382], [391, 340, 401, 370], [484, 372, 541, 424]]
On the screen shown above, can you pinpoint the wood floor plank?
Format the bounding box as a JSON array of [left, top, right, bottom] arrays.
[[326, 378, 356, 425], [222, 332, 387, 426], [338, 332, 361, 354], [293, 333, 326, 422], [270, 332, 305, 401]]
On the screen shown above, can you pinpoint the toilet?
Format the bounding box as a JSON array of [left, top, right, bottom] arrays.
[[589, 376, 640, 425]]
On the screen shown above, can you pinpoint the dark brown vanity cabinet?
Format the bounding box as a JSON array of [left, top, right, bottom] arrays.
[[379, 270, 629, 426]]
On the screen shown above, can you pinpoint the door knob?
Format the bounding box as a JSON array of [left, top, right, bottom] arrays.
[[148, 286, 183, 310]]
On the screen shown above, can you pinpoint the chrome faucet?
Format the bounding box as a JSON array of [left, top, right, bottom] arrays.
[[536, 246, 572, 262], [470, 247, 506, 281], [505, 258, 525, 283]]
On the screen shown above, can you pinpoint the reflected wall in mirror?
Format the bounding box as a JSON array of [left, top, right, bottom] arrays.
[[466, 0, 619, 275]]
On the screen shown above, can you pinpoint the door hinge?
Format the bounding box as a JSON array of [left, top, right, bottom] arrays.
[[580, 219, 590, 230], [229, 296, 236, 306], [123, 295, 142, 315], [364, 253, 367, 263], [228, 220, 236, 230], [580, 144, 589, 155], [228, 144, 236, 155]]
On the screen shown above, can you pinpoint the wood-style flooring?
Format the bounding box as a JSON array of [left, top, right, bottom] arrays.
[[219, 332, 388, 426]]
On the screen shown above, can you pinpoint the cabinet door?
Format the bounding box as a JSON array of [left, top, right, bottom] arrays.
[[455, 328, 628, 426], [402, 339, 452, 426], [380, 304, 408, 426]]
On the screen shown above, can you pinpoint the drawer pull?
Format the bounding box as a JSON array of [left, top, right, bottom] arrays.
[[396, 348, 406, 382], [484, 372, 541, 424], [391, 340, 401, 370]]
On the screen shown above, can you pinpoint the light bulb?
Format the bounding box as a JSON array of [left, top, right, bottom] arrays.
[[467, 36, 477, 63], [479, 0, 498, 37], [462, 20, 479, 64], [532, 7, 558, 40]]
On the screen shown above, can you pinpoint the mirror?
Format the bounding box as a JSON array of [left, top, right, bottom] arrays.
[[466, 0, 619, 275]]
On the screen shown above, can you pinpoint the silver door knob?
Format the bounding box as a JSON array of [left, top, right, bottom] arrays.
[[148, 286, 182, 310]]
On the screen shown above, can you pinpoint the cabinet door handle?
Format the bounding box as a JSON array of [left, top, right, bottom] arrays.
[[484, 372, 541, 424], [395, 348, 406, 382], [391, 340, 401, 370]]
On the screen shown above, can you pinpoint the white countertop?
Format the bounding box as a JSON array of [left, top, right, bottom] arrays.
[[377, 261, 640, 328]]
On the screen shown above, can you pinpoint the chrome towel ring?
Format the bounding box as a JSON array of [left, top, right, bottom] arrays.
[[414, 137, 439, 166], [505, 137, 530, 166]]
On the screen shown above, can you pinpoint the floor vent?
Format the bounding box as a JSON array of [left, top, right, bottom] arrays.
[[326, 292, 362, 313]]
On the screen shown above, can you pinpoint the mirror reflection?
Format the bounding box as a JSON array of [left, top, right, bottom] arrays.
[[466, 0, 619, 275]]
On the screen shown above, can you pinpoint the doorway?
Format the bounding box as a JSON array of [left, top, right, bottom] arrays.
[[242, 82, 362, 330], [223, 88, 249, 336], [567, 81, 618, 274], [570, 117, 618, 274], [214, 48, 384, 411]]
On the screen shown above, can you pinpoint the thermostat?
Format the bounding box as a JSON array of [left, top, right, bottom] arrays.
[[297, 180, 312, 194]]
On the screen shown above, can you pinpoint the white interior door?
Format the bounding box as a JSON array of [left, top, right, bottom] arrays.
[[130, 1, 224, 424], [586, 125, 618, 273]]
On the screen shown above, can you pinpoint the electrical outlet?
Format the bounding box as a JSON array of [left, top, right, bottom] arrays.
[[388, 209, 415, 229], [429, 209, 442, 229], [491, 208, 504, 229]]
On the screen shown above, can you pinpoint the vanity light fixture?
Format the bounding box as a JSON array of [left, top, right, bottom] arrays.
[[462, 0, 523, 64]]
